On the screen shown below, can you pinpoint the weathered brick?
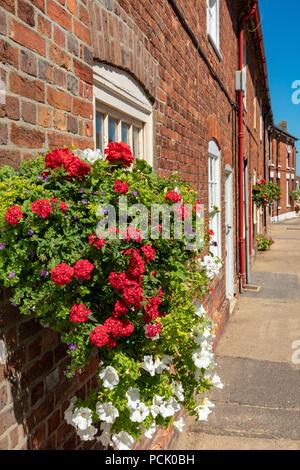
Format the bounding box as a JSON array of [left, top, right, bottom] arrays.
[[0, 149, 21, 168], [10, 123, 45, 148], [22, 101, 36, 124], [0, 39, 19, 68], [74, 18, 91, 44], [47, 0, 72, 32], [38, 59, 53, 83], [0, 96, 19, 120], [74, 59, 92, 84], [0, 0, 15, 14], [53, 25, 65, 48], [47, 409, 60, 435], [66, 74, 78, 95], [53, 110, 66, 131], [10, 72, 44, 102], [31, 0, 44, 12], [0, 122, 8, 144], [73, 97, 93, 119], [18, 0, 35, 27], [48, 131, 72, 148], [0, 406, 16, 435], [53, 68, 66, 88], [27, 335, 43, 361], [67, 35, 79, 56], [9, 19, 46, 56], [31, 423, 46, 450], [85, 120, 93, 137], [9, 426, 19, 449], [38, 15, 51, 38], [67, 0, 77, 17], [67, 114, 78, 134], [31, 381, 44, 406], [50, 44, 71, 70], [0, 435, 8, 450], [0, 384, 8, 409], [20, 49, 37, 77], [0, 9, 7, 36], [38, 104, 52, 128], [47, 86, 72, 111]]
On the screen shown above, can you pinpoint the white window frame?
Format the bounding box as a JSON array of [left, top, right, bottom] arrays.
[[208, 139, 221, 259], [259, 99, 263, 142], [93, 63, 154, 166], [207, 0, 221, 57], [286, 175, 290, 208]]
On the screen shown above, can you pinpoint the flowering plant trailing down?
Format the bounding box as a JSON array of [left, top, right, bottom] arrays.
[[252, 179, 281, 208], [257, 234, 274, 252], [0, 142, 223, 449]]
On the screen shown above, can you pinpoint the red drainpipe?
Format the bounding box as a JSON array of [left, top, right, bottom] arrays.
[[238, 0, 258, 288]]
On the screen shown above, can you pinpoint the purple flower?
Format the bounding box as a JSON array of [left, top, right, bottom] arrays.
[[79, 188, 85, 194], [132, 189, 138, 196], [30, 252, 35, 257], [40, 269, 47, 277], [92, 191, 97, 196], [213, 241, 218, 247], [73, 216, 78, 220], [81, 199, 87, 205], [28, 230, 34, 236], [36, 175, 43, 180], [68, 343, 76, 351], [11, 302, 17, 307], [43, 324, 50, 329], [103, 210, 108, 215], [101, 191, 105, 195], [44, 176, 49, 183], [0, 243, 5, 250], [65, 216, 69, 220], [9, 272, 15, 279], [24, 189, 29, 194]]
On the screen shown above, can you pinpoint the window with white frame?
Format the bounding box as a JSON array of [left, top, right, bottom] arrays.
[[208, 139, 221, 259], [207, 0, 220, 52], [93, 63, 154, 165], [286, 144, 290, 169], [259, 99, 263, 141]]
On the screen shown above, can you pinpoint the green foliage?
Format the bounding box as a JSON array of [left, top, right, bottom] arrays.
[[257, 234, 274, 251]]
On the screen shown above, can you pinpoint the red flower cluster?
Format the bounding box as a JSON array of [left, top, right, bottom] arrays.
[[174, 204, 191, 220], [145, 322, 162, 338], [90, 325, 110, 347], [143, 290, 164, 324], [108, 272, 126, 289], [127, 249, 145, 279], [259, 179, 266, 185], [73, 260, 94, 280], [5, 206, 23, 225], [70, 304, 90, 323], [165, 190, 182, 203], [112, 300, 128, 318], [51, 197, 68, 214], [89, 233, 106, 250], [45, 148, 91, 179], [104, 142, 134, 168], [141, 244, 156, 262], [122, 226, 142, 241], [31, 199, 53, 219], [51, 263, 74, 286], [114, 180, 129, 194]]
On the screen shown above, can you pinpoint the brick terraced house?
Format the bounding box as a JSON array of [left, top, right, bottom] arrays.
[[0, 0, 297, 450]]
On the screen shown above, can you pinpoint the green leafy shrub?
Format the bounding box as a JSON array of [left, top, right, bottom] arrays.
[[257, 234, 274, 251], [252, 179, 281, 208]]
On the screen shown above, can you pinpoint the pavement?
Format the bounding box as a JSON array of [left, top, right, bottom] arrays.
[[172, 217, 300, 450]]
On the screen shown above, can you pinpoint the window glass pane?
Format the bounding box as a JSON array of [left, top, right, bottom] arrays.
[[96, 112, 104, 152], [108, 117, 117, 143], [132, 126, 140, 157], [121, 122, 129, 143]]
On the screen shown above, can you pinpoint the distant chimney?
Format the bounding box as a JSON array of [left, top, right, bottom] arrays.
[[278, 120, 288, 132]]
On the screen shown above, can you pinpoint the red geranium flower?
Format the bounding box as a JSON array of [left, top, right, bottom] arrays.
[[45, 148, 91, 179], [165, 190, 182, 203], [31, 199, 53, 219], [70, 304, 90, 323], [114, 180, 129, 194], [5, 206, 23, 225], [73, 260, 94, 280], [51, 263, 74, 286], [104, 142, 134, 168], [90, 325, 109, 347]]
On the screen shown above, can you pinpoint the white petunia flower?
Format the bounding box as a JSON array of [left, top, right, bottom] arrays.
[[130, 402, 149, 423], [172, 381, 184, 402], [155, 355, 173, 374], [96, 402, 119, 424], [126, 387, 140, 409], [151, 395, 165, 418], [99, 366, 119, 391], [193, 301, 206, 318], [195, 399, 215, 421], [99, 422, 112, 447], [210, 373, 224, 389], [112, 431, 134, 451], [76, 425, 98, 441], [64, 396, 78, 425], [141, 355, 157, 376], [174, 417, 185, 432], [159, 397, 180, 418], [140, 421, 156, 439], [78, 148, 103, 164], [71, 407, 93, 431], [192, 348, 214, 369]]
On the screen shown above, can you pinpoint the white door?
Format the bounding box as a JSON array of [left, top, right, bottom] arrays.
[[225, 166, 234, 299]]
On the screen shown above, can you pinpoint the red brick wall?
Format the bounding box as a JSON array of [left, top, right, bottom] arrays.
[[0, 0, 272, 450]]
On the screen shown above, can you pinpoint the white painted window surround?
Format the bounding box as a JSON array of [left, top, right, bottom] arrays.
[[93, 63, 154, 166], [207, 0, 221, 58], [208, 139, 222, 259]]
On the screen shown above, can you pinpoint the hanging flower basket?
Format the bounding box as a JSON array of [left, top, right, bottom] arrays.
[[0, 142, 223, 449], [252, 179, 281, 208]]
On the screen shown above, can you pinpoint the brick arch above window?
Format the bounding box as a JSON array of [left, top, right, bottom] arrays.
[[206, 114, 222, 148], [88, 0, 158, 101]]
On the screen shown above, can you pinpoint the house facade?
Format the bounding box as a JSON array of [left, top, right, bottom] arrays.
[[0, 0, 297, 450]]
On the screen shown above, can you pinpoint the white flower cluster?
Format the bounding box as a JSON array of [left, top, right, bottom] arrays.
[[76, 148, 104, 165], [64, 397, 97, 442], [141, 354, 173, 376], [201, 255, 222, 280]]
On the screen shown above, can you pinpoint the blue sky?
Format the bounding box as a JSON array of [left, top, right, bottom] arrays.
[[260, 0, 300, 174]]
